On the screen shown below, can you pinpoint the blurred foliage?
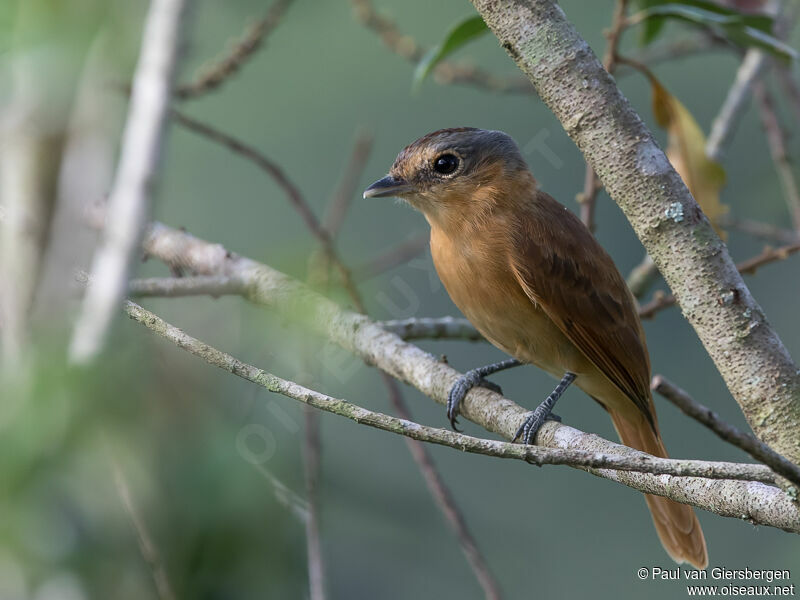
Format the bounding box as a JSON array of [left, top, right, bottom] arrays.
[[1, 0, 799, 599]]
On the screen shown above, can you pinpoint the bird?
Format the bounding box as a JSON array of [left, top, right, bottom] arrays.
[[363, 127, 708, 569]]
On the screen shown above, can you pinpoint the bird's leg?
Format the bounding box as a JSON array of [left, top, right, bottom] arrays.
[[513, 372, 576, 445], [447, 358, 522, 429]]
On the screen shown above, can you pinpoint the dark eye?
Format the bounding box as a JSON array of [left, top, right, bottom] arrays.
[[433, 153, 460, 175]]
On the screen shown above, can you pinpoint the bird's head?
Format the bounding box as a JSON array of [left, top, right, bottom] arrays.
[[363, 128, 530, 224]]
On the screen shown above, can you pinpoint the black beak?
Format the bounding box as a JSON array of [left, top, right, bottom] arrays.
[[363, 175, 414, 199]]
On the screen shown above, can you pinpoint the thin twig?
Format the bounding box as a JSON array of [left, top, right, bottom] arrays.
[[638, 241, 800, 318], [753, 80, 800, 233], [246, 460, 310, 522], [705, 48, 767, 162], [775, 65, 800, 125], [577, 0, 629, 232], [171, 110, 364, 311], [302, 405, 326, 600], [385, 375, 503, 600], [323, 129, 374, 237], [615, 33, 726, 76], [626, 254, 659, 299], [736, 241, 800, 274], [349, 0, 533, 94], [110, 454, 177, 600], [718, 215, 799, 244], [703, 2, 796, 163], [381, 316, 483, 342], [637, 290, 676, 319], [354, 232, 429, 280], [69, 0, 189, 364], [177, 0, 294, 100], [124, 300, 777, 485], [652, 375, 800, 488]]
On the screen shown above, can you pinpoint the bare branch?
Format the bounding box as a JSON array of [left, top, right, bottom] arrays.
[[577, 0, 629, 232], [323, 129, 374, 237], [171, 110, 364, 311], [718, 215, 799, 244], [381, 374, 502, 600], [736, 241, 800, 274], [354, 232, 429, 280], [110, 454, 177, 600], [129, 275, 245, 297], [638, 240, 800, 318], [349, 0, 534, 94], [176, 0, 294, 100], [753, 80, 800, 233], [705, 48, 767, 162], [626, 254, 659, 299], [302, 405, 326, 600], [125, 300, 778, 486], [133, 223, 800, 529], [775, 65, 800, 125], [652, 375, 800, 488], [69, 0, 189, 363]]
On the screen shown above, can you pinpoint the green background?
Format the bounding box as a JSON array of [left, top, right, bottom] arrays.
[[1, 0, 798, 598]]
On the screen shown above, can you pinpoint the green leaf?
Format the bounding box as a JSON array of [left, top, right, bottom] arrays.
[[635, 0, 773, 33], [631, 3, 795, 60], [412, 15, 488, 91], [634, 0, 669, 45]]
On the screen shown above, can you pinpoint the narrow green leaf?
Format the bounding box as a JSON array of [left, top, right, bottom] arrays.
[[634, 0, 668, 45], [412, 15, 488, 91], [631, 4, 795, 61]]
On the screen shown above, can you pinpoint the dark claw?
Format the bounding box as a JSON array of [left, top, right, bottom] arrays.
[[513, 408, 561, 445], [447, 371, 500, 431], [477, 379, 503, 395]]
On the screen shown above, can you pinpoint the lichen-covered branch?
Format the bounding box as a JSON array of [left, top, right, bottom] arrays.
[[134, 222, 800, 530], [125, 300, 778, 486], [469, 0, 800, 465], [652, 375, 800, 488]]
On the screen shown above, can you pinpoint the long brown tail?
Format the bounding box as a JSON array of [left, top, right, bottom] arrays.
[[610, 409, 708, 569]]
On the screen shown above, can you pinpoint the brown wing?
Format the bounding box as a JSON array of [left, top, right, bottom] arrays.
[[508, 191, 655, 427]]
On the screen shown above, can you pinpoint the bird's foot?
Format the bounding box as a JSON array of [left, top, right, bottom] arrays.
[[447, 371, 503, 430], [513, 409, 561, 445], [513, 372, 576, 445]]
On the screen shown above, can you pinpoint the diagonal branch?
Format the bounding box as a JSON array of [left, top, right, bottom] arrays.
[[176, 0, 294, 100], [133, 222, 800, 530], [171, 110, 363, 310], [753, 80, 800, 233], [349, 0, 533, 94], [323, 129, 374, 237], [638, 240, 800, 319], [652, 375, 800, 487], [69, 0, 189, 363]]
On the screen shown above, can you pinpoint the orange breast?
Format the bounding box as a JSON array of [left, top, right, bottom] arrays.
[[429, 224, 591, 379]]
